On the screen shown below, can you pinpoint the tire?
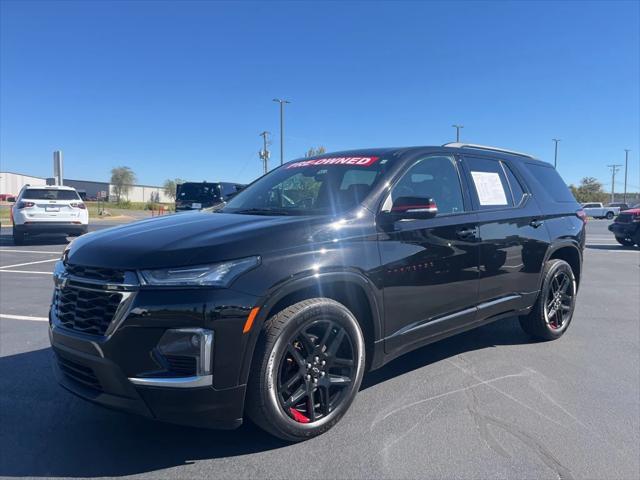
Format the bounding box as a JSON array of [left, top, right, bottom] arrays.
[[519, 259, 577, 341], [615, 237, 634, 247], [12, 227, 25, 245], [246, 298, 365, 442], [606, 211, 615, 220]]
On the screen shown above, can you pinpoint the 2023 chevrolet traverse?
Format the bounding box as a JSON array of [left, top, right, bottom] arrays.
[[49, 144, 585, 441]]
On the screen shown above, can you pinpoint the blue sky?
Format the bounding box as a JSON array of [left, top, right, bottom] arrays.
[[1, 0, 639, 192]]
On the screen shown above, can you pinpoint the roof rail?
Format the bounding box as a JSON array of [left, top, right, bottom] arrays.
[[442, 143, 534, 159]]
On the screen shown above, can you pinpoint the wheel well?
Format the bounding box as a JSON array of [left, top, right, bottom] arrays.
[[265, 281, 376, 370], [549, 246, 581, 286]]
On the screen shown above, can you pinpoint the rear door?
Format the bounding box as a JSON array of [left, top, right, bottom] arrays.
[[379, 154, 480, 355], [461, 156, 550, 317]]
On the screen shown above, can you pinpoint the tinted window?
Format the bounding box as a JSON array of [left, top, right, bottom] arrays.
[[524, 163, 576, 203], [223, 155, 396, 215], [391, 155, 464, 215], [177, 183, 221, 202], [503, 163, 525, 205], [465, 157, 513, 209], [23, 189, 80, 200]]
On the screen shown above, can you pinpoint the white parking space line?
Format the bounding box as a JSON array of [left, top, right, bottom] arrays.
[[0, 258, 58, 269], [0, 269, 52, 275], [0, 249, 63, 254], [0, 313, 48, 322]]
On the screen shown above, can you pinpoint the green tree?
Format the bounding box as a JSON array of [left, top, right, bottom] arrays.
[[305, 146, 327, 157], [573, 177, 607, 203], [110, 166, 136, 203], [163, 178, 184, 200]]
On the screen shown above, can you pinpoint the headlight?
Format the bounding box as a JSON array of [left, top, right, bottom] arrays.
[[138, 256, 260, 287]]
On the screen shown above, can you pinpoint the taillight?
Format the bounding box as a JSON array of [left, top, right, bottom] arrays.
[[17, 201, 35, 209], [576, 209, 588, 224], [70, 202, 86, 209]]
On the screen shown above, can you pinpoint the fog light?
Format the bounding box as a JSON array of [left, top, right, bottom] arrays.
[[156, 328, 213, 376]]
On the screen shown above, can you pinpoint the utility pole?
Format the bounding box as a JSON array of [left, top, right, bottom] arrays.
[[452, 124, 464, 142], [607, 164, 622, 204], [623, 149, 630, 203], [273, 98, 290, 165], [259, 131, 271, 175], [552, 139, 561, 169]]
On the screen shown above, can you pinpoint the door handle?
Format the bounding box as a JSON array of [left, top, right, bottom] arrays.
[[456, 227, 477, 239], [529, 219, 544, 228]]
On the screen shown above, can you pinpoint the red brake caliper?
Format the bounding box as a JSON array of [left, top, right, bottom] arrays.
[[289, 408, 310, 423]]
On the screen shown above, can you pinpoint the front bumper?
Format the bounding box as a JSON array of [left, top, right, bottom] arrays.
[[49, 283, 260, 429], [608, 222, 639, 239]]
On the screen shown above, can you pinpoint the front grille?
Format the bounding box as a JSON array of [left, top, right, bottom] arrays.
[[55, 353, 102, 392], [64, 263, 126, 283], [54, 287, 123, 336], [165, 355, 197, 376], [616, 213, 632, 224]]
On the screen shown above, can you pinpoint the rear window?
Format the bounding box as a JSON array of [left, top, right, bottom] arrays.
[[524, 163, 576, 203], [23, 189, 80, 200]]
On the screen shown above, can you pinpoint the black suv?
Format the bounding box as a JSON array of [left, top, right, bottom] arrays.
[[49, 144, 585, 441], [175, 181, 245, 211]]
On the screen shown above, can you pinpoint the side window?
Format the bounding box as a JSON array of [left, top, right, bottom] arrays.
[[465, 157, 513, 210], [390, 155, 464, 215], [502, 163, 525, 205]]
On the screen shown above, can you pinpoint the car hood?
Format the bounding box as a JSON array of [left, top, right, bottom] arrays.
[[65, 212, 325, 270]]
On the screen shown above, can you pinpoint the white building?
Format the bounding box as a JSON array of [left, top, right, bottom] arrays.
[[0, 172, 47, 196], [0, 171, 171, 203]]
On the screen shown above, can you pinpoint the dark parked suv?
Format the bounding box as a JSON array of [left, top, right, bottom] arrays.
[[49, 144, 585, 441]]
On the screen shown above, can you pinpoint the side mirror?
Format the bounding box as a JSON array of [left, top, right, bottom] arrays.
[[384, 196, 438, 220], [7, 196, 16, 203]]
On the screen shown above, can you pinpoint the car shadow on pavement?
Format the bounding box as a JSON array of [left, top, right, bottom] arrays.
[[362, 316, 532, 390], [585, 244, 638, 252], [0, 229, 70, 247], [0, 317, 533, 477]]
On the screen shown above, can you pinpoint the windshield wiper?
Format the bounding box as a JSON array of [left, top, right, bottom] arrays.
[[231, 208, 295, 216]]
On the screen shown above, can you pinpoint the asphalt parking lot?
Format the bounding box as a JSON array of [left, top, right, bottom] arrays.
[[0, 219, 638, 479]]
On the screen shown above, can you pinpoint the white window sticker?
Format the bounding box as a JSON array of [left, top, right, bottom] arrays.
[[470, 171, 508, 206]]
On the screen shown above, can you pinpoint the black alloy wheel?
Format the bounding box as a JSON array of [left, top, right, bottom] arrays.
[[277, 320, 356, 424], [519, 259, 577, 340], [543, 269, 574, 331], [246, 298, 365, 441]]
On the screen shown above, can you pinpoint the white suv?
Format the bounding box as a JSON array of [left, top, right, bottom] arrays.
[[11, 185, 89, 245]]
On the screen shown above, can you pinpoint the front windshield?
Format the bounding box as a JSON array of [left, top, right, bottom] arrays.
[[222, 155, 395, 215]]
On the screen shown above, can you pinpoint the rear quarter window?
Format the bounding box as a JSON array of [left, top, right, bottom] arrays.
[[523, 163, 576, 203]]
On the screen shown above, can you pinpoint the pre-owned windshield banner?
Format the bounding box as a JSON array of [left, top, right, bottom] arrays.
[[286, 156, 379, 169]]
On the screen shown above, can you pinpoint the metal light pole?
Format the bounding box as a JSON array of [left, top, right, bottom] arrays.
[[552, 139, 561, 168], [273, 98, 290, 165], [452, 124, 464, 142], [623, 149, 630, 203]]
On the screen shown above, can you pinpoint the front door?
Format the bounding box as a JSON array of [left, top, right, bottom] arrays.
[[378, 154, 480, 355]]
